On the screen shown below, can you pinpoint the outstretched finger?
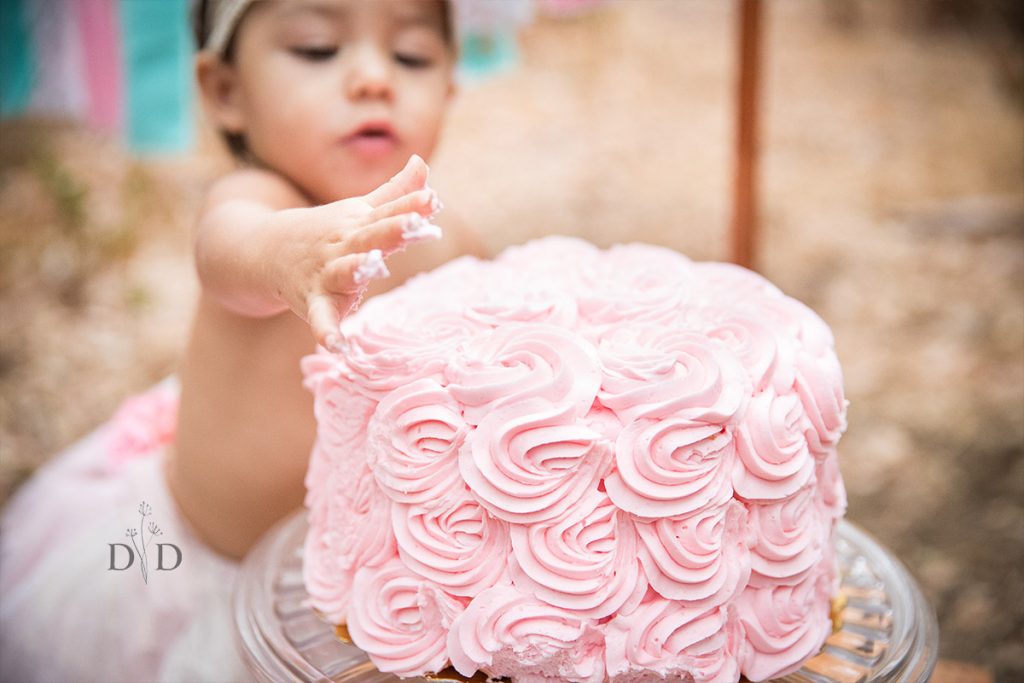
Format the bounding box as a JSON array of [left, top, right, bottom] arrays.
[[346, 213, 442, 255], [369, 188, 440, 222], [361, 154, 429, 207], [322, 251, 391, 295]]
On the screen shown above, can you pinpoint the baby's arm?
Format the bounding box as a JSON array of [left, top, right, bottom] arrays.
[[194, 155, 439, 348]]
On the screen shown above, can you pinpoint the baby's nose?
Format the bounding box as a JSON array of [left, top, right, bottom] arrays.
[[345, 45, 394, 101]]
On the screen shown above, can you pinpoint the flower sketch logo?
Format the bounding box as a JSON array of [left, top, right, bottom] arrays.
[[108, 501, 182, 583]]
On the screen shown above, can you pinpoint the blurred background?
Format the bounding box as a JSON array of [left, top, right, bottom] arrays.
[[1, 1, 1021, 680]]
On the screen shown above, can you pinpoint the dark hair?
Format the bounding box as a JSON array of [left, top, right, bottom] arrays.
[[192, 0, 251, 160]]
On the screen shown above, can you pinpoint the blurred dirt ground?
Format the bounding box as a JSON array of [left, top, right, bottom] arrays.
[[1, 1, 1021, 680]]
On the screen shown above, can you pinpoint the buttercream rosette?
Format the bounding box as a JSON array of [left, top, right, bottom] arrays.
[[302, 236, 848, 683]]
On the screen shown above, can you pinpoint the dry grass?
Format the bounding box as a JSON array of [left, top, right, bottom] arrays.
[[0, 1, 1020, 679]]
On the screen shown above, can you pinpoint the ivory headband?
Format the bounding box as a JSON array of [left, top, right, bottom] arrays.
[[204, 0, 255, 56], [199, 0, 526, 58]]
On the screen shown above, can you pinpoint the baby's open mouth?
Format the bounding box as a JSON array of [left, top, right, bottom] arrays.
[[346, 121, 396, 141], [339, 122, 395, 156], [357, 128, 391, 139], [343, 122, 398, 157]]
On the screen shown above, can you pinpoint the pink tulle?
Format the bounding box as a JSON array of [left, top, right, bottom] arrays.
[[105, 382, 179, 471], [0, 378, 247, 682]]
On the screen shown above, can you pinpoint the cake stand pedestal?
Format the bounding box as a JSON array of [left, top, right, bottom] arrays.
[[233, 512, 938, 683]]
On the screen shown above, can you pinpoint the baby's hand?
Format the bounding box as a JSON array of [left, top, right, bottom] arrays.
[[268, 155, 442, 351]]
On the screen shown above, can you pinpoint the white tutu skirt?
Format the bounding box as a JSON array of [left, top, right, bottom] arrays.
[[0, 380, 250, 682]]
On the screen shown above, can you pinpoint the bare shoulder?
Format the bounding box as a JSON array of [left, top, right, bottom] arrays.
[[201, 167, 311, 213]]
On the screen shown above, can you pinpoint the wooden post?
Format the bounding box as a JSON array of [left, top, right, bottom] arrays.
[[731, 0, 762, 270]]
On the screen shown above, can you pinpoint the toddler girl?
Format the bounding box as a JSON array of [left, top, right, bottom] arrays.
[[0, 1, 477, 680]]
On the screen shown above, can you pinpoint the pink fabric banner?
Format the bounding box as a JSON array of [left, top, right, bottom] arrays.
[[75, 0, 123, 132]]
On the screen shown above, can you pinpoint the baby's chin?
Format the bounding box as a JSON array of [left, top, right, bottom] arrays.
[[305, 157, 419, 204], [288, 175, 382, 206]]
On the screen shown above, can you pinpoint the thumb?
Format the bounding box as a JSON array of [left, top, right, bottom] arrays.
[[307, 293, 345, 352]]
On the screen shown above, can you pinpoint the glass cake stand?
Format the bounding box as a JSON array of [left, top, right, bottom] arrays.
[[234, 511, 938, 683]]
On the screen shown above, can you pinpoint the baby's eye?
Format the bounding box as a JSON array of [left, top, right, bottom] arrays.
[[395, 53, 432, 69], [290, 46, 338, 62]]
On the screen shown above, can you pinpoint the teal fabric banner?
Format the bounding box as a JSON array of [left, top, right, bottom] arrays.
[[459, 31, 521, 81], [120, 0, 193, 153], [1, 0, 35, 116]]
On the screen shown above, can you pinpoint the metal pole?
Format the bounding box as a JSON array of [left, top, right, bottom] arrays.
[[731, 0, 762, 270]]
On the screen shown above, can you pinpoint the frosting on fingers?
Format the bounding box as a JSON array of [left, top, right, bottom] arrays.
[[353, 249, 389, 286], [402, 213, 443, 243]]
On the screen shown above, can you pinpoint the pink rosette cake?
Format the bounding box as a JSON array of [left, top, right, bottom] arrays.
[[301, 236, 848, 683]]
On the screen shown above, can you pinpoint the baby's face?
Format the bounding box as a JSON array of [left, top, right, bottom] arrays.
[[225, 0, 454, 203]]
